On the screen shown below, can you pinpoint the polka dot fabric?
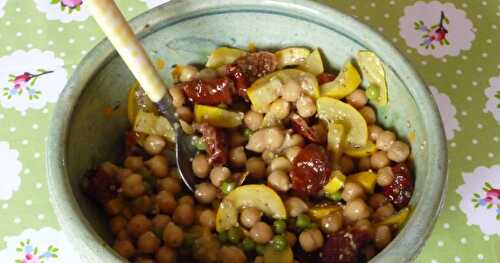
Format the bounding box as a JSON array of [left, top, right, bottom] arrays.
[[0, 0, 499, 262]]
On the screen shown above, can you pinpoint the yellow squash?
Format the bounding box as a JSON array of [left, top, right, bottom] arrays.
[[133, 111, 175, 143], [344, 140, 377, 158], [194, 104, 244, 128], [275, 47, 311, 68], [317, 97, 368, 147], [205, 47, 247, 68], [357, 51, 388, 106], [320, 61, 361, 98], [308, 204, 342, 221], [264, 245, 294, 263], [323, 170, 346, 197], [378, 207, 411, 227], [215, 185, 287, 232], [298, 48, 324, 76], [346, 171, 377, 193]]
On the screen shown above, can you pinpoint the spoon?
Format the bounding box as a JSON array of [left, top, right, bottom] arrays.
[[87, 0, 198, 192]]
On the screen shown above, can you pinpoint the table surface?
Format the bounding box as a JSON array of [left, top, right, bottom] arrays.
[[0, 0, 499, 262]]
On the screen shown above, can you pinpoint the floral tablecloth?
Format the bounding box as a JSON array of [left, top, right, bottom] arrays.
[[0, 0, 499, 262]]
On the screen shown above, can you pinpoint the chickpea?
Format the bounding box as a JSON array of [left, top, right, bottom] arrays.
[[145, 155, 169, 178], [199, 209, 216, 230], [299, 228, 324, 252], [122, 174, 145, 198], [155, 246, 177, 263], [283, 146, 301, 163], [358, 157, 371, 171], [240, 207, 262, 228], [376, 131, 396, 151], [144, 135, 166, 155], [281, 133, 305, 149], [246, 157, 266, 179], [346, 89, 368, 109], [178, 65, 199, 82], [320, 212, 343, 234], [285, 197, 309, 217], [387, 141, 410, 163], [113, 239, 135, 259], [296, 95, 316, 118], [120, 207, 133, 220], [270, 99, 290, 120], [343, 199, 370, 222], [156, 191, 177, 214], [246, 127, 285, 153], [173, 203, 195, 226], [163, 222, 184, 247], [244, 111, 264, 131], [250, 222, 273, 244], [116, 229, 130, 241], [368, 193, 388, 209], [377, 167, 394, 187], [127, 214, 152, 238], [353, 219, 374, 237], [268, 157, 292, 173], [138, 231, 161, 254], [124, 156, 144, 172], [368, 125, 383, 142], [229, 146, 247, 168], [216, 65, 228, 77], [218, 246, 247, 263], [230, 130, 248, 147], [168, 86, 186, 108], [359, 106, 376, 124], [152, 214, 171, 234], [209, 166, 231, 187], [262, 150, 276, 164], [374, 203, 395, 220], [286, 231, 297, 247], [178, 195, 195, 206], [158, 177, 181, 195], [106, 198, 124, 215], [101, 161, 119, 176], [375, 225, 392, 250], [131, 195, 153, 215], [198, 68, 217, 80], [281, 79, 301, 102], [194, 183, 217, 204], [267, 170, 291, 192], [176, 106, 194, 122], [362, 245, 377, 260], [116, 168, 133, 183], [371, 151, 390, 169], [340, 155, 354, 174], [110, 216, 128, 234], [192, 153, 210, 178], [342, 182, 365, 202]]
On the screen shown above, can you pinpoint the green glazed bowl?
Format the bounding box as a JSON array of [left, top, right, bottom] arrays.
[[47, 0, 447, 262]]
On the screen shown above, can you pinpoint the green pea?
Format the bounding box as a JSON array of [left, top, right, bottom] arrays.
[[243, 128, 253, 139], [242, 237, 256, 252], [366, 84, 380, 100], [273, 220, 287, 234], [256, 244, 266, 255], [192, 136, 207, 151], [221, 181, 236, 195], [271, 235, 288, 251], [296, 214, 312, 229], [227, 227, 243, 244], [218, 231, 229, 243]]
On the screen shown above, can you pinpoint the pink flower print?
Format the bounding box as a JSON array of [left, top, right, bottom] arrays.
[[14, 73, 31, 90], [3, 70, 52, 100], [472, 182, 500, 220], [22, 253, 40, 263], [415, 11, 450, 49], [15, 240, 59, 263], [50, 0, 83, 13]]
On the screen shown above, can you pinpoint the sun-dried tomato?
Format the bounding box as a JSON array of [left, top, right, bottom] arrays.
[[181, 78, 233, 106], [317, 73, 337, 85], [290, 113, 326, 144], [226, 64, 249, 99], [319, 229, 372, 263], [82, 167, 119, 205], [290, 144, 331, 197], [383, 163, 414, 209], [196, 123, 228, 165]]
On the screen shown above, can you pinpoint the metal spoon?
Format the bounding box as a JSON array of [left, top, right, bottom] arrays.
[[87, 0, 198, 191]]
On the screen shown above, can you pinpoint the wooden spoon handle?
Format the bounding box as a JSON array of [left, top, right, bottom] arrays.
[[87, 0, 167, 103]]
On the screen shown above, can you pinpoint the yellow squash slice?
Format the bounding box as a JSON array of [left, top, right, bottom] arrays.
[[194, 104, 243, 128], [264, 245, 294, 263], [346, 171, 377, 193], [205, 47, 247, 68], [357, 51, 388, 106], [344, 140, 377, 158], [320, 61, 361, 98], [275, 47, 311, 68], [298, 48, 324, 76], [134, 111, 175, 143]]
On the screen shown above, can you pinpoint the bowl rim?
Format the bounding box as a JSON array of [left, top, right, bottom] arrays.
[[47, 0, 447, 262]]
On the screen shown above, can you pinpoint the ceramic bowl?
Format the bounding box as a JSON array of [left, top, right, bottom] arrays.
[[47, 0, 447, 262]]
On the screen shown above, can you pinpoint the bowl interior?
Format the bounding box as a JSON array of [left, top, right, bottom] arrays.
[[50, 1, 446, 262]]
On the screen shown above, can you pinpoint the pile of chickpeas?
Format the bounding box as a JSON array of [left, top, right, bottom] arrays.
[[92, 52, 412, 263]]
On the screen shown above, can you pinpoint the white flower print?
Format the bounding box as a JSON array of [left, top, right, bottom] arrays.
[[457, 165, 500, 236], [141, 0, 170, 9], [484, 76, 500, 124], [429, 86, 461, 140], [0, 141, 22, 200], [34, 0, 89, 23], [0, 0, 7, 18], [0, 227, 80, 262], [0, 49, 67, 112], [399, 1, 475, 58]]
